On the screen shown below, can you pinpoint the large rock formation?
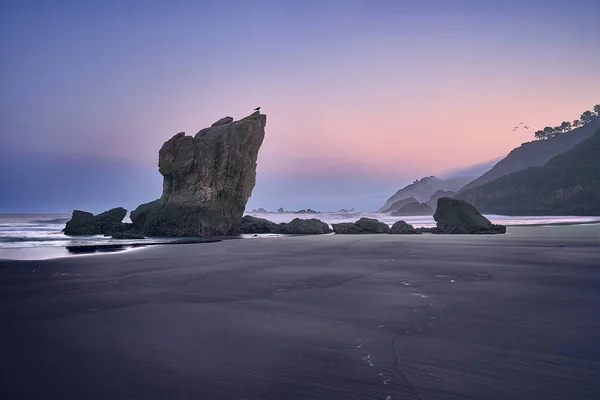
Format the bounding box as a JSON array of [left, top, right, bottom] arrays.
[[131, 113, 266, 236], [433, 197, 506, 234], [64, 207, 128, 235]]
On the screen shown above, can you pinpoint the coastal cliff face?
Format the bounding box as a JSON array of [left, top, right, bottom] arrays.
[[459, 119, 600, 192], [455, 128, 600, 216], [131, 112, 266, 236]]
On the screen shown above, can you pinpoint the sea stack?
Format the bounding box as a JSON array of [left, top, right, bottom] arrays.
[[131, 112, 266, 236]]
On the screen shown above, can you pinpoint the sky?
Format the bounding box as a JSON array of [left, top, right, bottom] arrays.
[[1, 0, 599, 213]]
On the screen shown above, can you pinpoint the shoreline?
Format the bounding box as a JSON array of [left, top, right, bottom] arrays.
[[1, 222, 599, 261]]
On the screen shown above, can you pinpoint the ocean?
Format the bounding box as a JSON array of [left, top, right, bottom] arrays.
[[1, 212, 599, 260]]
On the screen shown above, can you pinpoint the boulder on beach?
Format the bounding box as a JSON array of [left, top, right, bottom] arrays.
[[239, 215, 281, 234], [64, 208, 128, 236], [332, 218, 390, 234], [389, 220, 421, 234], [131, 112, 266, 236], [355, 217, 390, 233], [332, 222, 365, 234], [279, 218, 331, 235], [433, 197, 506, 234]]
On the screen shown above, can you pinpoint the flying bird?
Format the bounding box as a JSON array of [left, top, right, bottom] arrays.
[[524, 126, 529, 129], [254, 106, 261, 112], [519, 122, 524, 124]]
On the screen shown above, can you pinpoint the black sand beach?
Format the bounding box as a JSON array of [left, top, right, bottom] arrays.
[[1, 225, 599, 399]]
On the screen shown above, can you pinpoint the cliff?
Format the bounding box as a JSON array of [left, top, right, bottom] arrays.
[[455, 128, 600, 215], [131, 112, 266, 236], [459, 119, 600, 192]]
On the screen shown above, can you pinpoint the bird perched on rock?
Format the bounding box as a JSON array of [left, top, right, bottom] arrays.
[[254, 106, 261, 112]]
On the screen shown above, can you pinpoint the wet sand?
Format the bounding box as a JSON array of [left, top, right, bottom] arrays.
[[1, 225, 599, 399]]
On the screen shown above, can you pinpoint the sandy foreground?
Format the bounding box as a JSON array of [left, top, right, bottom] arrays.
[[1, 225, 599, 399]]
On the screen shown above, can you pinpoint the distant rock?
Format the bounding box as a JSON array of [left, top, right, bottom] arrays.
[[332, 218, 389, 234], [379, 176, 473, 212], [64, 208, 128, 236], [131, 112, 266, 236], [391, 202, 433, 216], [277, 207, 285, 213], [250, 208, 269, 214], [290, 209, 320, 214], [389, 221, 420, 234], [279, 218, 331, 235], [381, 197, 418, 214], [433, 197, 506, 234], [338, 208, 355, 213], [112, 232, 145, 240], [239, 215, 281, 234]]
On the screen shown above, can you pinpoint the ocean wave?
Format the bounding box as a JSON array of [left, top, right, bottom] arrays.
[[0, 236, 71, 243], [31, 217, 70, 224]]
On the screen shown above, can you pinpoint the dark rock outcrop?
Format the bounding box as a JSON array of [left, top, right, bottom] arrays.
[[239, 215, 281, 234], [332, 218, 390, 234], [390, 202, 433, 216], [433, 197, 506, 234], [355, 217, 390, 233], [131, 113, 266, 236], [64, 208, 128, 236], [279, 218, 331, 235], [389, 221, 421, 234], [332, 223, 365, 234]]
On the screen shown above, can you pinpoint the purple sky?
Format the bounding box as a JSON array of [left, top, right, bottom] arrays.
[[1, 0, 599, 212]]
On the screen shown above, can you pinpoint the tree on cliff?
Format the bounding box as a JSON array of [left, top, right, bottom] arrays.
[[580, 110, 595, 125], [594, 104, 600, 116], [572, 119, 581, 128]]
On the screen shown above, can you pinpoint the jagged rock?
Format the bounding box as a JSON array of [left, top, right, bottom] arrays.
[[332, 218, 390, 234], [355, 217, 390, 233], [96, 207, 127, 233], [64, 210, 98, 235], [277, 207, 285, 213], [211, 116, 234, 127], [239, 216, 281, 234], [131, 113, 266, 236], [391, 202, 433, 216], [112, 232, 145, 240], [433, 197, 506, 234], [279, 218, 331, 235], [389, 221, 421, 234], [332, 223, 365, 234], [64, 208, 128, 235], [250, 208, 269, 213]]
